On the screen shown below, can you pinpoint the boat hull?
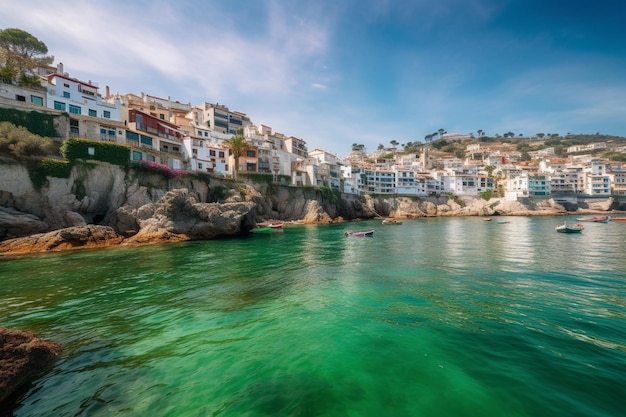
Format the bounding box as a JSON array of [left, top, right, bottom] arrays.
[[251, 224, 284, 234], [555, 223, 584, 233], [344, 230, 374, 237]]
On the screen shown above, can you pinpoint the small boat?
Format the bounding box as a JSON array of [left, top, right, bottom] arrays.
[[382, 219, 402, 225], [482, 218, 492, 221], [611, 217, 626, 222], [555, 222, 584, 233], [251, 223, 284, 234], [496, 220, 510, 224], [576, 215, 611, 223], [344, 230, 374, 237]]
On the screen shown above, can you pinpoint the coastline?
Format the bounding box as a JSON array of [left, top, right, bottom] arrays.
[[2, 208, 625, 257]]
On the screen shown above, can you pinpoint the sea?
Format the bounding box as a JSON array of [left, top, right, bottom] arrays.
[[1, 215, 625, 417]]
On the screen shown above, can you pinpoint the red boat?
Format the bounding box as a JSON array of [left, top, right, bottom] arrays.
[[575, 215, 611, 223], [611, 217, 626, 222], [344, 230, 374, 237]]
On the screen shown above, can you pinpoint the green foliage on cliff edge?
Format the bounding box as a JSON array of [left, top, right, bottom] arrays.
[[0, 121, 58, 160], [0, 108, 59, 138], [61, 138, 130, 166], [27, 158, 72, 190], [303, 186, 339, 204]]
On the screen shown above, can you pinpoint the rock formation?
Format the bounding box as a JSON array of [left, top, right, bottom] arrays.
[[0, 328, 62, 406], [1, 159, 624, 255], [0, 189, 257, 255]]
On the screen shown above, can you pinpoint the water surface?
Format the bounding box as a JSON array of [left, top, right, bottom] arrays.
[[1, 216, 625, 416]]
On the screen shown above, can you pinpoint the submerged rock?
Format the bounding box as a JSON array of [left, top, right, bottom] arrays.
[[0, 328, 62, 406]]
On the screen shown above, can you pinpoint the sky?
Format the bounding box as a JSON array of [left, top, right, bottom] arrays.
[[2, 0, 626, 156]]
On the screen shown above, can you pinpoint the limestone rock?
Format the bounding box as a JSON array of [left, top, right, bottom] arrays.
[[63, 211, 87, 227], [302, 200, 333, 224], [128, 189, 257, 240], [0, 225, 124, 255], [0, 207, 49, 240], [0, 328, 61, 405]]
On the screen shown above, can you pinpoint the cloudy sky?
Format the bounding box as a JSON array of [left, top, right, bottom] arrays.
[[2, 0, 625, 156]]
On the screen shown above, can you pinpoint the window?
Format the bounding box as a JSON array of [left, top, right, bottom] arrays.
[[89, 109, 97, 117], [31, 96, 43, 106], [54, 101, 66, 111], [159, 114, 165, 120], [246, 150, 255, 157], [70, 119, 79, 135], [140, 135, 153, 146], [132, 151, 142, 160], [209, 150, 216, 156], [69, 105, 81, 115], [198, 163, 203, 170], [219, 151, 225, 158], [16, 95, 26, 102], [192, 149, 198, 155], [103, 110, 111, 118], [63, 91, 70, 98], [126, 131, 139, 141], [63, 83, 70, 88]]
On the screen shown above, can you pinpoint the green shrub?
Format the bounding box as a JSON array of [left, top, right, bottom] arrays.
[[27, 158, 72, 190], [61, 138, 130, 166], [0, 121, 58, 160]]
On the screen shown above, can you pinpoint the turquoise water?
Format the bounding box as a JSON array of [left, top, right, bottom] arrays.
[[1, 216, 625, 417]]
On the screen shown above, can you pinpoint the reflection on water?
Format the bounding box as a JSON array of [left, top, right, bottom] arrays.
[[1, 217, 625, 417]]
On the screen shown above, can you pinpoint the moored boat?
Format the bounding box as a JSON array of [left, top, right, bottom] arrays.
[[576, 215, 611, 223], [555, 222, 584, 233], [609, 217, 626, 222], [251, 223, 284, 234], [382, 219, 402, 225], [344, 230, 374, 237]]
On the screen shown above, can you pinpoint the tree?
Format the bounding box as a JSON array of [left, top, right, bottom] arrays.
[[424, 134, 432, 143], [223, 128, 250, 180], [0, 28, 53, 83], [390, 140, 399, 148], [438, 128, 445, 138], [536, 133, 545, 139], [477, 129, 484, 137], [377, 143, 384, 150]]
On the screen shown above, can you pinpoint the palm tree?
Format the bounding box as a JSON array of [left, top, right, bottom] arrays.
[[223, 128, 250, 180], [477, 129, 484, 137]]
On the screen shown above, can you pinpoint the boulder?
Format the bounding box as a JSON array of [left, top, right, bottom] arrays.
[[0, 225, 124, 255], [124, 189, 257, 240], [0, 207, 49, 240], [301, 200, 333, 224], [0, 328, 61, 405]]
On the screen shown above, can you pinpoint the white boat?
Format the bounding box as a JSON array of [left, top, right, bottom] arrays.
[[555, 222, 584, 233], [382, 219, 402, 225]]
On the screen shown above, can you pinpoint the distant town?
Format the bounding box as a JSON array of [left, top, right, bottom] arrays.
[[2, 60, 626, 203]]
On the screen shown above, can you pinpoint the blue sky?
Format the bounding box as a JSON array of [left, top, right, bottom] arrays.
[[3, 0, 625, 156]]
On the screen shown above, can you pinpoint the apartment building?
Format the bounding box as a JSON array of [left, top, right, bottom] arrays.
[[195, 102, 250, 135]]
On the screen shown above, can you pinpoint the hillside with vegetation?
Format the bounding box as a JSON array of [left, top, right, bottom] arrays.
[[380, 133, 626, 162]]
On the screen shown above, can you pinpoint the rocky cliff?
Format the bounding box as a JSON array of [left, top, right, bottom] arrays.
[[0, 158, 622, 255]]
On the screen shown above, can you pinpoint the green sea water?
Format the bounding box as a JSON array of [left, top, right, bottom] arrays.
[[1, 216, 625, 417]]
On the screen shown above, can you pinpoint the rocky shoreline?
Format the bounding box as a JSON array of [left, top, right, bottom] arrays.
[[0, 187, 622, 256]]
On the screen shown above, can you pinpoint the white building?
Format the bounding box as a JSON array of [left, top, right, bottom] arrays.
[[46, 63, 121, 123]]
